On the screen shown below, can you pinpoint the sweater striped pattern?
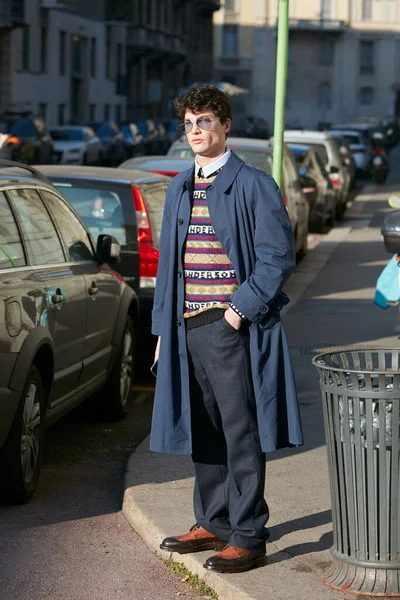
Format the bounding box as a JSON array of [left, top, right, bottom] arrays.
[[184, 171, 239, 318]]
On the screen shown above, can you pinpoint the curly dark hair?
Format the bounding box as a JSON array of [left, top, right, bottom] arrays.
[[173, 85, 233, 123]]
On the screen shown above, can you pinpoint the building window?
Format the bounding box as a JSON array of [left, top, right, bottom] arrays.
[[318, 82, 332, 109], [360, 41, 374, 75], [115, 104, 122, 124], [117, 44, 123, 77], [89, 104, 96, 121], [319, 39, 334, 65], [362, 0, 372, 20], [59, 31, 66, 75], [71, 35, 82, 75], [105, 26, 111, 79], [40, 27, 48, 73], [38, 103, 47, 122], [146, 0, 152, 25], [104, 104, 110, 120], [320, 0, 331, 19], [90, 38, 97, 78], [222, 25, 238, 57], [360, 86, 374, 105], [22, 26, 30, 71], [58, 103, 65, 125]]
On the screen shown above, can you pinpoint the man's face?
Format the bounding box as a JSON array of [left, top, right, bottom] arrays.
[[184, 110, 231, 158]]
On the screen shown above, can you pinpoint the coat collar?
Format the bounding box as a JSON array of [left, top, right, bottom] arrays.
[[183, 151, 244, 193]]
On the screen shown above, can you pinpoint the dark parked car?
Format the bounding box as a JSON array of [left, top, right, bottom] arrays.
[[38, 166, 170, 332], [88, 121, 128, 166], [0, 113, 53, 164], [120, 155, 193, 176], [119, 122, 146, 158], [0, 161, 137, 503], [136, 120, 162, 155], [288, 144, 336, 233]]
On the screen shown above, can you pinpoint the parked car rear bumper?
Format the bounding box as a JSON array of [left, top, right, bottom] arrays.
[[0, 353, 19, 447]]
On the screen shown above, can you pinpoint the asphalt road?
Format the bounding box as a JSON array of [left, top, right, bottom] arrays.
[[0, 379, 204, 600]]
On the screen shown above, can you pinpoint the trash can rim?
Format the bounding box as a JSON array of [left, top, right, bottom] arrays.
[[312, 347, 400, 375]]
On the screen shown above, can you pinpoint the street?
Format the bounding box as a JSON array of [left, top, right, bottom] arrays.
[[1, 148, 400, 600]]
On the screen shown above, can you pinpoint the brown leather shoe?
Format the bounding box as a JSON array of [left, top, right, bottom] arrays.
[[160, 524, 225, 554], [203, 544, 267, 573]]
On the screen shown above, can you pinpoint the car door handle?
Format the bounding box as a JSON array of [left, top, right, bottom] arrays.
[[51, 288, 64, 305], [88, 282, 98, 296]]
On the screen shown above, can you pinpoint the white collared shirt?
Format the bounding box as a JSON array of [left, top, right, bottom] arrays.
[[195, 147, 231, 178]]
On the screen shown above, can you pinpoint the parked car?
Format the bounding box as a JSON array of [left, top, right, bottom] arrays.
[[119, 122, 146, 158], [37, 166, 170, 333], [50, 125, 102, 165], [288, 145, 336, 233], [330, 125, 374, 177], [120, 156, 193, 176], [0, 112, 53, 164], [329, 132, 357, 189], [230, 115, 270, 139], [136, 120, 162, 155], [168, 136, 309, 256], [0, 160, 137, 503], [284, 130, 348, 217], [88, 121, 128, 166]]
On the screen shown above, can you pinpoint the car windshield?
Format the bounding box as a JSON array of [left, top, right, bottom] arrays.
[[289, 142, 329, 166], [229, 147, 272, 172], [52, 183, 127, 248], [9, 120, 35, 137], [135, 182, 169, 248], [51, 129, 84, 141]]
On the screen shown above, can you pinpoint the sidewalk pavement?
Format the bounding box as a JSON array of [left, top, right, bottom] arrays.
[[123, 183, 399, 600]]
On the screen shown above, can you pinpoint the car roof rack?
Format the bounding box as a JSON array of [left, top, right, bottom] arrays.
[[0, 159, 53, 187]]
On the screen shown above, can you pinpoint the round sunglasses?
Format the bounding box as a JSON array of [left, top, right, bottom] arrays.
[[179, 117, 220, 134]]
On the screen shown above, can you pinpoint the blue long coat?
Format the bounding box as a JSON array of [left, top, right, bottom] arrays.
[[150, 152, 303, 454]]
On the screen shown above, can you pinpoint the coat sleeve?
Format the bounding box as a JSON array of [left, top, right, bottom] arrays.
[[230, 173, 295, 325], [151, 186, 173, 336]]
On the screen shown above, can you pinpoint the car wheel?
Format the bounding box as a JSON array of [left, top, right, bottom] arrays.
[[98, 316, 135, 421], [0, 366, 44, 503]]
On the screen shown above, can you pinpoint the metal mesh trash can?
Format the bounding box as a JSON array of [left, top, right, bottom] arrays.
[[312, 349, 400, 596]]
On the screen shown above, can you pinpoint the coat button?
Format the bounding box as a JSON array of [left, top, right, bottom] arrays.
[[177, 271, 182, 277], [260, 306, 267, 313], [176, 320, 181, 327], [178, 218, 184, 225]]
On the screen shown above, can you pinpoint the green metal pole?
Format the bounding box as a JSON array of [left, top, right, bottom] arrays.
[[272, 0, 289, 189]]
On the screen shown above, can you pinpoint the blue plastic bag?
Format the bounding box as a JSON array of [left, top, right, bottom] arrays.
[[374, 255, 400, 309]]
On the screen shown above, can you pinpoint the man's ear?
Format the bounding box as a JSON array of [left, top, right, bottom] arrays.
[[224, 118, 232, 135]]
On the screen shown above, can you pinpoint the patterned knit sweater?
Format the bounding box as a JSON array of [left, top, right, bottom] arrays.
[[183, 170, 239, 319]]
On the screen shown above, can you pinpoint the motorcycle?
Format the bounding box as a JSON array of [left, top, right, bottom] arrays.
[[371, 132, 390, 184]]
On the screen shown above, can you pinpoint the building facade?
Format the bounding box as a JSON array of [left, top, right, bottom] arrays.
[[124, 0, 219, 121], [0, 0, 219, 127], [215, 0, 400, 129], [5, 0, 128, 126]]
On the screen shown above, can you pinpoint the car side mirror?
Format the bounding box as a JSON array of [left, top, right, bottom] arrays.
[[330, 166, 340, 174], [96, 234, 121, 264]]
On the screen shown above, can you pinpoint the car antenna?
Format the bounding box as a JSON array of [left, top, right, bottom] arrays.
[[0, 159, 53, 187]]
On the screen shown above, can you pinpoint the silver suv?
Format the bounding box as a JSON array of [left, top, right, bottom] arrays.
[[0, 161, 137, 503]]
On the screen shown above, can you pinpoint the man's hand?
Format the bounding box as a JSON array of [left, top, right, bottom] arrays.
[[224, 307, 242, 331], [154, 336, 161, 363]]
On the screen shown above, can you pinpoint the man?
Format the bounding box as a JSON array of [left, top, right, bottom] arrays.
[[150, 85, 303, 574]]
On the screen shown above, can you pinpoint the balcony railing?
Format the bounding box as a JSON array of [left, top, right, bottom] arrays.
[[288, 18, 348, 32], [41, 0, 76, 8], [0, 0, 25, 27], [127, 27, 186, 62], [195, 0, 221, 14]]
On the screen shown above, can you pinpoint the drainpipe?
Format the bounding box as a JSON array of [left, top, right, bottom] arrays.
[[272, 0, 289, 189]]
